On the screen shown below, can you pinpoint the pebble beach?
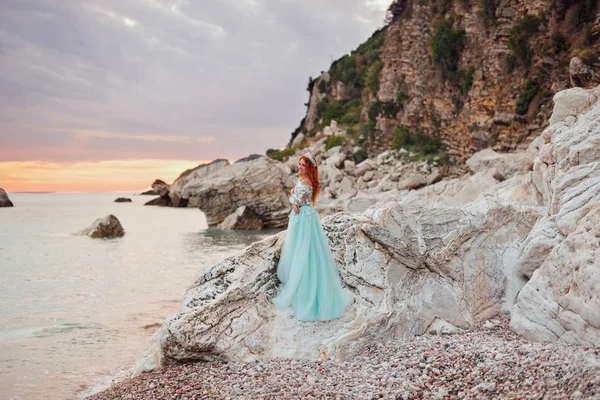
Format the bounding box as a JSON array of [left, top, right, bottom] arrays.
[[88, 321, 600, 400]]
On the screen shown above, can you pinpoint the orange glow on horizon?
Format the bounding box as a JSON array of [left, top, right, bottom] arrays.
[[0, 159, 214, 192]]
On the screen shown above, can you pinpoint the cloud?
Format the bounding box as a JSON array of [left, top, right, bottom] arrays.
[[0, 0, 389, 163]]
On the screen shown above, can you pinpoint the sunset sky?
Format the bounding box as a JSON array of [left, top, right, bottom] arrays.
[[0, 0, 389, 192]]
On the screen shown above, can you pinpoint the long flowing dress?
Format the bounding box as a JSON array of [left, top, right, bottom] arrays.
[[272, 180, 351, 321]]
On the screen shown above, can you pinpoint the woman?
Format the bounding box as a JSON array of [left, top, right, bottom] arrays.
[[272, 152, 351, 321]]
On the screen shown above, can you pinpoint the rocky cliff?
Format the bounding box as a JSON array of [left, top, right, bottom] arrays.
[[290, 0, 599, 169]]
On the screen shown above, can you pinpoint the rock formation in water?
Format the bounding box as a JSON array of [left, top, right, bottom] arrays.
[[144, 180, 172, 207], [169, 159, 230, 208], [181, 157, 294, 229], [78, 215, 125, 239], [0, 188, 14, 207]]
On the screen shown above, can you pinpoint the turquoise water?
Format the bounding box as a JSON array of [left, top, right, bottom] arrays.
[[0, 193, 278, 400]]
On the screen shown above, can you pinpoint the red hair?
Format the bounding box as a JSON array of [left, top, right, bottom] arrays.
[[299, 155, 320, 205]]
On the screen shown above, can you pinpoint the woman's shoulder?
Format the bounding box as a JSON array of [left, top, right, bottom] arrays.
[[300, 178, 313, 189]]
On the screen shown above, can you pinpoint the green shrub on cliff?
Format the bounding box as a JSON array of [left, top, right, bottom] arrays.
[[508, 15, 540, 67], [577, 48, 598, 67], [328, 29, 385, 97], [322, 103, 346, 126], [333, 55, 358, 85], [479, 0, 497, 24], [393, 125, 443, 155], [318, 79, 327, 93], [352, 147, 369, 164], [551, 32, 568, 54], [516, 79, 540, 115], [368, 101, 382, 121], [267, 147, 296, 161], [325, 135, 346, 151], [459, 65, 476, 95], [392, 126, 414, 149], [366, 59, 383, 92], [431, 19, 466, 75]]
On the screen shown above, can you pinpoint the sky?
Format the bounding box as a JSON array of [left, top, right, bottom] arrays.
[[0, 0, 390, 192]]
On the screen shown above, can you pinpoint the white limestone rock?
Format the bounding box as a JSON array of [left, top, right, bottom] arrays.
[[398, 170, 501, 208], [466, 148, 532, 180], [510, 203, 600, 347], [548, 86, 598, 126], [141, 200, 538, 368], [355, 159, 376, 177], [169, 159, 230, 207], [478, 172, 544, 206], [183, 157, 292, 228], [511, 85, 600, 347]]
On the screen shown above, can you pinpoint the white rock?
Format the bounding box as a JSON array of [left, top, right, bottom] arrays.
[[511, 85, 600, 347], [141, 200, 538, 368], [425, 318, 464, 335], [398, 170, 500, 208], [169, 159, 230, 207], [549, 87, 597, 126], [183, 157, 292, 228], [466, 148, 533, 179], [343, 160, 356, 175], [326, 151, 346, 169], [362, 170, 375, 182], [355, 159, 376, 177]]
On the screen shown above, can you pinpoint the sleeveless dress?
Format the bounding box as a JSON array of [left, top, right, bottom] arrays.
[[272, 180, 351, 321]]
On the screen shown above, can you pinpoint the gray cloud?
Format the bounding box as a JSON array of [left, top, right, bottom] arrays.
[[0, 0, 389, 162]]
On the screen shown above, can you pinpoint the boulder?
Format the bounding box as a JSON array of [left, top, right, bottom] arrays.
[[140, 200, 538, 368], [183, 157, 292, 229], [569, 56, 596, 88], [78, 215, 125, 238], [466, 148, 533, 180], [397, 172, 427, 191], [548, 87, 597, 126], [354, 159, 376, 177], [0, 188, 14, 207], [169, 159, 230, 207], [217, 206, 264, 230], [114, 197, 132, 203]]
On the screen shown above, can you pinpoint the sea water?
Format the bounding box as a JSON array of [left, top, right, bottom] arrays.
[[0, 193, 279, 399]]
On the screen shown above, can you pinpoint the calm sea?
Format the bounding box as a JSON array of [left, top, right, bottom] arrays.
[[0, 192, 279, 400]]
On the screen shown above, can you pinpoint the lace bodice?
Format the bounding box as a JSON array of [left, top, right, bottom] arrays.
[[289, 180, 313, 207]]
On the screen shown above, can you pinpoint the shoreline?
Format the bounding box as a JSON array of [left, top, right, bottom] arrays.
[[88, 322, 600, 399]]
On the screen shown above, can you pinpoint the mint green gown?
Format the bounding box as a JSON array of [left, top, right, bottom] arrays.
[[272, 180, 351, 321]]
